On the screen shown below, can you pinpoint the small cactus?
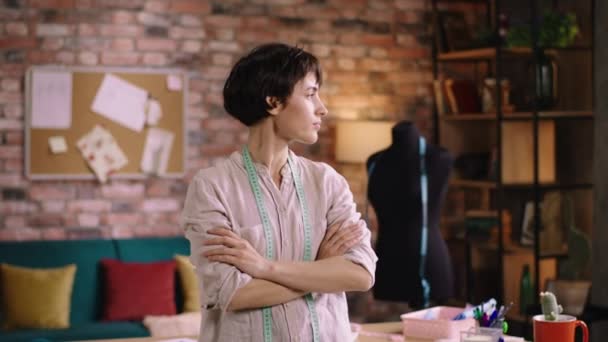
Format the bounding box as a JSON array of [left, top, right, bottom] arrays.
[[540, 291, 563, 321]]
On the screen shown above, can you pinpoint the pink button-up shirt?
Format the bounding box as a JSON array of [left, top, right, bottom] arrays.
[[182, 150, 378, 342]]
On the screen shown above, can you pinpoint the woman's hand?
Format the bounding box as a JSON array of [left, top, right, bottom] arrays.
[[203, 228, 270, 278], [316, 221, 364, 260]]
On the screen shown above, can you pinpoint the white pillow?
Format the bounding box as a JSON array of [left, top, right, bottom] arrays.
[[143, 312, 201, 338]]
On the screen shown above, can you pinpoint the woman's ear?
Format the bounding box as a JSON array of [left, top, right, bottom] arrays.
[[265, 96, 283, 116]]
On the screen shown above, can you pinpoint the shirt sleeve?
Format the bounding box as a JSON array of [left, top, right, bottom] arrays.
[[325, 166, 378, 286], [181, 174, 252, 312]]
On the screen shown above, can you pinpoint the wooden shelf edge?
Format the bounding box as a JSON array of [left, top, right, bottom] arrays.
[[440, 111, 593, 121], [437, 47, 562, 61]]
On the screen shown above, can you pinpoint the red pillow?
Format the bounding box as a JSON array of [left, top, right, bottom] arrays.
[[100, 259, 177, 321]]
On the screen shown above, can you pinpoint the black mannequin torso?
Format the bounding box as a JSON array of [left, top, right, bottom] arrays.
[[367, 121, 454, 307]]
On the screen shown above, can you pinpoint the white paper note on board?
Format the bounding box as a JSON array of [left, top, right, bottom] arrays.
[[141, 127, 174, 175], [77, 125, 128, 183], [91, 74, 147, 132], [166, 74, 182, 91], [31, 70, 72, 129]]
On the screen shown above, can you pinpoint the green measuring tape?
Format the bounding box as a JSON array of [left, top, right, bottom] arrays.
[[242, 146, 320, 342]]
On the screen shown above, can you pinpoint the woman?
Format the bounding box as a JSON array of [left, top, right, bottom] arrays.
[[182, 43, 378, 341]]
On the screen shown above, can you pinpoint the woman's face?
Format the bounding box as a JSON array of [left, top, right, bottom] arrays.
[[273, 72, 328, 145]]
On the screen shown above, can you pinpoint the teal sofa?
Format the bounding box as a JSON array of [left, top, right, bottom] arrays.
[[0, 237, 190, 342]]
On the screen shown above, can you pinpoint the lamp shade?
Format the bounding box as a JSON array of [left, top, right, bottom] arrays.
[[335, 120, 394, 163]]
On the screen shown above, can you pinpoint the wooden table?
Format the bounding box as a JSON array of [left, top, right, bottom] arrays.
[[82, 321, 404, 342], [82, 321, 526, 342]]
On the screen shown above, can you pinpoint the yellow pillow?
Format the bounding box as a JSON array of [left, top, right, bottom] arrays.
[[174, 255, 200, 312], [1, 263, 77, 330]]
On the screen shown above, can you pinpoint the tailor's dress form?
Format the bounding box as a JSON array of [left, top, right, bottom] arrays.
[[367, 123, 454, 307]]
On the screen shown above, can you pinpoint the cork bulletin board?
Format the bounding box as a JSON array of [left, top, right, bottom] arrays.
[[25, 66, 187, 180]]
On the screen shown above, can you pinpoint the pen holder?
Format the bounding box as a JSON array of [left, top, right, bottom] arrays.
[[460, 326, 503, 342]]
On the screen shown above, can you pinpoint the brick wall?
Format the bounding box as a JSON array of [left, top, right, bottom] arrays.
[[0, 0, 435, 241]]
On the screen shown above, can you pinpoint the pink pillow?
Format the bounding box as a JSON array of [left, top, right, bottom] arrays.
[[101, 259, 176, 321]]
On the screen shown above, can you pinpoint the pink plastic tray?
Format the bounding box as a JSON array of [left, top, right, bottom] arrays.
[[400, 306, 477, 340]]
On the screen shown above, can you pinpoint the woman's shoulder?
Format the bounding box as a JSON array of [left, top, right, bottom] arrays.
[[294, 154, 344, 183], [191, 152, 240, 187]]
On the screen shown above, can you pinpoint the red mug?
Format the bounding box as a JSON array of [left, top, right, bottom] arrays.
[[533, 314, 588, 342]]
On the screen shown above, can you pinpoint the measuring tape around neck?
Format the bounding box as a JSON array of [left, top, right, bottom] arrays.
[[242, 146, 320, 342]]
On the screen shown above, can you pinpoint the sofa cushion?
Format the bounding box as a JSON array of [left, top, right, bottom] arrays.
[[0, 239, 118, 325], [175, 254, 200, 312], [1, 263, 76, 330], [0, 321, 149, 342], [101, 259, 177, 321]]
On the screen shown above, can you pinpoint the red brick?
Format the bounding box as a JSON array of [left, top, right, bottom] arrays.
[[0, 174, 25, 187], [170, 0, 211, 14], [41, 228, 67, 240], [200, 144, 239, 157], [103, 213, 141, 225], [4, 215, 26, 229], [169, 27, 206, 40], [5, 22, 27, 36], [362, 34, 395, 47], [36, 24, 72, 36], [142, 53, 168, 66], [0, 146, 21, 158], [180, 39, 203, 53], [29, 213, 64, 227], [78, 23, 98, 36], [179, 14, 202, 27], [212, 28, 235, 41], [96, 0, 145, 9], [56, 51, 76, 64], [0, 228, 41, 241], [338, 33, 361, 45], [145, 0, 169, 13], [101, 52, 140, 65], [188, 93, 202, 105], [0, 38, 37, 49], [100, 183, 145, 198], [78, 51, 98, 65], [359, 58, 400, 71], [387, 47, 430, 59], [238, 30, 277, 43], [30, 0, 75, 8], [28, 51, 56, 64], [0, 119, 23, 130], [112, 10, 135, 25], [108, 38, 132, 51], [135, 224, 181, 237], [200, 66, 230, 81], [5, 131, 23, 144], [395, 0, 427, 10], [67, 200, 111, 213], [78, 213, 100, 227], [99, 24, 142, 37], [204, 15, 243, 28], [0, 201, 34, 215], [210, 52, 232, 66], [137, 38, 177, 51], [30, 185, 76, 200], [3, 104, 22, 118], [4, 159, 22, 172], [41, 200, 66, 213], [41, 37, 64, 50], [142, 198, 180, 212], [146, 180, 172, 197], [187, 106, 207, 119]]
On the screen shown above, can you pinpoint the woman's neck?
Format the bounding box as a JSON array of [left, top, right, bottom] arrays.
[[246, 118, 289, 184]]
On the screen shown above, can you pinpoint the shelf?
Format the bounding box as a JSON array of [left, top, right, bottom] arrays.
[[438, 47, 541, 61], [441, 111, 593, 121], [450, 179, 593, 191], [436, 46, 583, 62], [451, 178, 496, 189]]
